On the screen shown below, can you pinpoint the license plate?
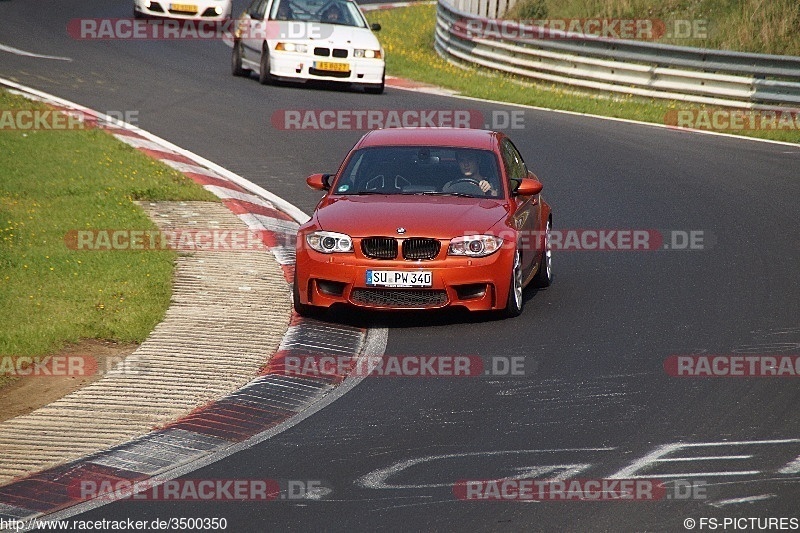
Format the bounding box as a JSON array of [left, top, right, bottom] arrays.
[[366, 270, 432, 288], [315, 61, 350, 72], [170, 3, 197, 12]]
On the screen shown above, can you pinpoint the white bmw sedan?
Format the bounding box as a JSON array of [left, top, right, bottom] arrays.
[[134, 0, 232, 20], [232, 0, 385, 94]]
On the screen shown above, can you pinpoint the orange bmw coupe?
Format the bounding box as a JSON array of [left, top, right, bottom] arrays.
[[293, 128, 552, 317]]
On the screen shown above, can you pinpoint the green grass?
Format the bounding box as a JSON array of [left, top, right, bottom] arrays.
[[368, 5, 800, 144], [506, 0, 800, 55], [0, 90, 218, 376]]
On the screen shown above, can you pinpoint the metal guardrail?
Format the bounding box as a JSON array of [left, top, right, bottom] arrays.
[[435, 0, 800, 110]]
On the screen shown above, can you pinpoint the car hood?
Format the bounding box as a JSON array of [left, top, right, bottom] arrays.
[[314, 195, 510, 239], [271, 23, 381, 50]]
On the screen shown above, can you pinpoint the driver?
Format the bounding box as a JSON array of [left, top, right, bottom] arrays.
[[452, 151, 498, 196], [321, 3, 343, 23], [276, 1, 293, 20]]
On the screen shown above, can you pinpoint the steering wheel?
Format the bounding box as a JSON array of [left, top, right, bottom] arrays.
[[443, 177, 484, 193]]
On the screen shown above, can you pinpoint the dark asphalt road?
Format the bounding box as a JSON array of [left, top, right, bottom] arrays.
[[2, 1, 799, 530]]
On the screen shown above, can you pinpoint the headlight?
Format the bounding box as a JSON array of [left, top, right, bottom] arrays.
[[306, 231, 353, 253], [448, 235, 503, 257], [353, 49, 382, 59], [275, 42, 308, 53]]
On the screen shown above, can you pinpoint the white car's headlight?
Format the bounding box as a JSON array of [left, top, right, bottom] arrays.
[[353, 49, 382, 59], [275, 42, 308, 53], [448, 235, 504, 257], [306, 231, 353, 253]]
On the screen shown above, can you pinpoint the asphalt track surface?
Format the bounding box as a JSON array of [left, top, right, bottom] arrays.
[[2, 1, 800, 531]]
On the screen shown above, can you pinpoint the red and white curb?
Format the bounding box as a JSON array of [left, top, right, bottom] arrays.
[[0, 78, 387, 530]]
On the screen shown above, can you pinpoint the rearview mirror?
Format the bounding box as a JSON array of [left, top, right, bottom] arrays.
[[514, 177, 543, 196], [371, 23, 381, 31], [306, 173, 331, 190]]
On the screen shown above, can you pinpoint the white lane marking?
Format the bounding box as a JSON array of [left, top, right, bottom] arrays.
[[0, 43, 71, 61], [203, 185, 276, 210], [609, 439, 800, 480], [41, 327, 388, 526], [779, 456, 800, 474], [113, 133, 178, 154], [357, 448, 614, 490], [708, 494, 777, 508], [387, 80, 800, 148]]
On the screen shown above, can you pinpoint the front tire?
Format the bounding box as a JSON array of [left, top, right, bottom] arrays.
[[292, 271, 317, 317], [258, 44, 274, 85], [364, 72, 385, 94], [231, 40, 251, 77], [502, 249, 524, 318]]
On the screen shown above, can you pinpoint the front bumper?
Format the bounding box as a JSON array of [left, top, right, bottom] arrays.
[[269, 51, 384, 85], [134, 0, 231, 20], [295, 243, 514, 312]]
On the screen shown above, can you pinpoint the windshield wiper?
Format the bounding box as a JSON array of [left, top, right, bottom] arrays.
[[418, 191, 476, 198]]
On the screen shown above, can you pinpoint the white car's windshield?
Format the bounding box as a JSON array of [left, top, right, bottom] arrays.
[[270, 0, 367, 28]]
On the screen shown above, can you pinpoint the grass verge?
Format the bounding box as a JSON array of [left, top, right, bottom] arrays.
[[506, 0, 800, 56], [0, 89, 218, 388], [368, 4, 799, 145]]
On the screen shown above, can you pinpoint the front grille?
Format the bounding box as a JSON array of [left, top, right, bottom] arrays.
[[308, 68, 350, 78], [314, 47, 330, 57], [361, 237, 398, 260], [351, 289, 448, 308], [402, 238, 440, 260], [332, 48, 348, 58]]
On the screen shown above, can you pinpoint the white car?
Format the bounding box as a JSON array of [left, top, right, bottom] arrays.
[[133, 0, 232, 20], [232, 0, 385, 94]]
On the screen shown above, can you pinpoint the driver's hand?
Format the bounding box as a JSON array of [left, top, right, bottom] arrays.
[[479, 180, 497, 196]]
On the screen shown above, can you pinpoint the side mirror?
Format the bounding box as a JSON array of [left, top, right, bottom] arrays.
[[306, 173, 331, 190], [514, 177, 543, 196], [370, 23, 381, 31]]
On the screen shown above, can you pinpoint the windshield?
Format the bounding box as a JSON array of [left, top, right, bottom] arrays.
[[270, 0, 367, 28], [332, 146, 503, 198]]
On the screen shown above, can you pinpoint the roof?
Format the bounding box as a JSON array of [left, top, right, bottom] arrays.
[[356, 128, 499, 150]]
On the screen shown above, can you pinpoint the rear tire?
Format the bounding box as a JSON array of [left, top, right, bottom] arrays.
[[231, 40, 251, 77], [533, 218, 553, 288], [502, 249, 524, 318]]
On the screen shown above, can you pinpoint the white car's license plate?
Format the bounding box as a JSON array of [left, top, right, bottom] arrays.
[[366, 270, 432, 287]]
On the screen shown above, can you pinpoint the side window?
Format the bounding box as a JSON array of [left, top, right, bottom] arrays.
[[501, 139, 527, 193], [248, 0, 268, 19]]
